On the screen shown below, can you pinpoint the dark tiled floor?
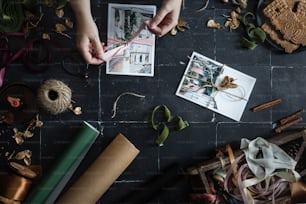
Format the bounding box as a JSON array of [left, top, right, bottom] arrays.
[[1, 0, 306, 203]]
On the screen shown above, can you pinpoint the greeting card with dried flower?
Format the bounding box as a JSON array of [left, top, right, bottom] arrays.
[[176, 52, 256, 121]]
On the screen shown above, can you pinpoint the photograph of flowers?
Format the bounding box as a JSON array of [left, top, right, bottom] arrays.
[[176, 52, 256, 121], [106, 3, 156, 76]]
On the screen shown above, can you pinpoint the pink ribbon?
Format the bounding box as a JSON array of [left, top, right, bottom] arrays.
[[100, 22, 152, 62]]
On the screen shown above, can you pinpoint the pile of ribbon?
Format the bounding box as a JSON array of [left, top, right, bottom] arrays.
[[190, 137, 306, 204]]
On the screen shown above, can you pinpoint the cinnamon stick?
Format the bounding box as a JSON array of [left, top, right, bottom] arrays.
[[251, 98, 282, 112], [279, 109, 305, 125], [275, 117, 303, 133]]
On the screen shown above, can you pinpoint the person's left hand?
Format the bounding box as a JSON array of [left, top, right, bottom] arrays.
[[145, 0, 182, 36]]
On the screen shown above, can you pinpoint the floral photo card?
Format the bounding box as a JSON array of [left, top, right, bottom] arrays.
[[176, 52, 256, 121], [106, 3, 156, 77]]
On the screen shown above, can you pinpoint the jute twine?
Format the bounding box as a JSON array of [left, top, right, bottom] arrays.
[[37, 79, 72, 115]]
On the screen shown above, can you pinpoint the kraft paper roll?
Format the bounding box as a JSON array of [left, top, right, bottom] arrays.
[[25, 121, 100, 204], [57, 133, 140, 204]]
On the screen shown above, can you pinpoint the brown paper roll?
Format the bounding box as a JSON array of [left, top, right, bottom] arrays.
[[57, 133, 139, 204]]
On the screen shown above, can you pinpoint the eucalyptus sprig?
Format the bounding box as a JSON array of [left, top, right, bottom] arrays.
[[149, 105, 189, 146], [240, 12, 266, 50]]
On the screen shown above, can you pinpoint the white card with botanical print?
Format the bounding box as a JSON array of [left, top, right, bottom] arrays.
[[106, 3, 156, 77], [176, 51, 256, 121]]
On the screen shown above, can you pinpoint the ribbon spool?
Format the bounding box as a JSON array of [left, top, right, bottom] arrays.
[[37, 79, 72, 115], [0, 162, 37, 203]]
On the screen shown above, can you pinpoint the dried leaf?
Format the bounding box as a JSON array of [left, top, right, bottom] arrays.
[[24, 157, 31, 166], [23, 130, 34, 138], [42, 33, 51, 40], [207, 19, 222, 29], [24, 149, 32, 158], [56, 9, 64, 18], [170, 27, 178, 35], [36, 120, 44, 127], [176, 19, 189, 31], [44, 0, 53, 7], [73, 107, 82, 115], [65, 18, 74, 29], [14, 136, 24, 145], [15, 151, 26, 160], [55, 23, 67, 32]]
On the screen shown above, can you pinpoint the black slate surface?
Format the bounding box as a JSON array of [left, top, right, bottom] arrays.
[[1, 0, 306, 203]]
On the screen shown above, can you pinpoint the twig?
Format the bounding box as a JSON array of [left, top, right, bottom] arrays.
[[279, 109, 304, 125], [274, 117, 303, 133], [111, 92, 145, 118], [197, 0, 209, 12], [251, 98, 281, 112]]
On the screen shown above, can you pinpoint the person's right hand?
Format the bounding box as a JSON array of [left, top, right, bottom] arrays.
[[146, 0, 182, 37], [75, 18, 104, 65]]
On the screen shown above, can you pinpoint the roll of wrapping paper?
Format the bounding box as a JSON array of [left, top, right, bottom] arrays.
[[56, 133, 140, 204], [25, 121, 100, 204]]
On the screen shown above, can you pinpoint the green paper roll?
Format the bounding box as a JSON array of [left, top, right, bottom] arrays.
[[25, 121, 100, 204]]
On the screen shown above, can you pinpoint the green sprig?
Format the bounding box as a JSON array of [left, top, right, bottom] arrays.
[[149, 105, 189, 146]]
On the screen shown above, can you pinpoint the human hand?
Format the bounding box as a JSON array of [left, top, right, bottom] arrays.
[[145, 0, 182, 36], [75, 18, 104, 65]]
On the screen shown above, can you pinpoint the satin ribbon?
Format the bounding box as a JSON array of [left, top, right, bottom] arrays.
[[100, 21, 151, 62], [0, 162, 38, 203], [224, 137, 300, 204], [1, 173, 32, 201], [290, 181, 306, 203]]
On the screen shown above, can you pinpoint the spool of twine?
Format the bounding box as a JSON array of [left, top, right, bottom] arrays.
[[37, 79, 72, 115]]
